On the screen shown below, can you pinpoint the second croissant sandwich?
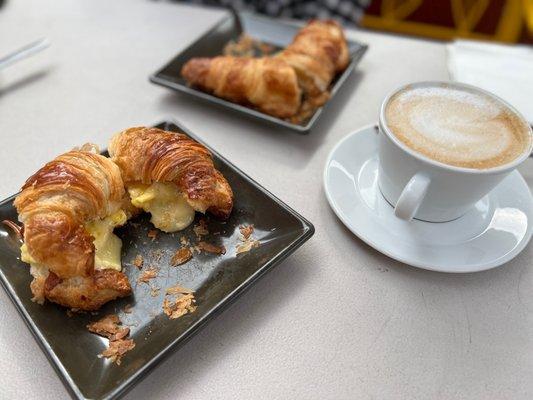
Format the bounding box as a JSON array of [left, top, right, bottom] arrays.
[[109, 127, 234, 232], [181, 56, 302, 118], [181, 19, 349, 119]]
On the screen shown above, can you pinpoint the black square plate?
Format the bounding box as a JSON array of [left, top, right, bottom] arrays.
[[0, 120, 314, 400], [150, 12, 367, 133]]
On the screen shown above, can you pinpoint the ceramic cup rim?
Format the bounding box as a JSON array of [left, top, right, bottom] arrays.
[[379, 81, 533, 176]]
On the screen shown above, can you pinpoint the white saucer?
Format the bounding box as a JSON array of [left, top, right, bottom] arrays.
[[324, 125, 533, 273]]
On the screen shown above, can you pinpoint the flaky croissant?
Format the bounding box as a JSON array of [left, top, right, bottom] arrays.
[[181, 56, 301, 118], [108, 127, 233, 232], [14, 145, 132, 310], [181, 20, 349, 118], [277, 20, 349, 96]]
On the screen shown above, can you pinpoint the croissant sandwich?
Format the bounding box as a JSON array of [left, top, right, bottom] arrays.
[[14, 145, 132, 310], [181, 20, 349, 118], [181, 56, 301, 118], [109, 127, 233, 233]]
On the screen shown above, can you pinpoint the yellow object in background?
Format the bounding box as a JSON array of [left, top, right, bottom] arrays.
[[525, 0, 533, 32], [361, 0, 532, 43]]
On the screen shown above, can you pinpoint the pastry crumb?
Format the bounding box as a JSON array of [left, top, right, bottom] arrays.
[[198, 241, 226, 255], [179, 235, 190, 246], [150, 249, 164, 262], [163, 285, 196, 319], [236, 239, 260, 254], [193, 219, 209, 238], [87, 314, 130, 341], [163, 294, 197, 319], [88, 314, 135, 365], [223, 34, 275, 57], [147, 229, 158, 241], [170, 247, 193, 266], [236, 224, 260, 254], [99, 339, 135, 366], [150, 287, 161, 297], [133, 254, 143, 269], [165, 284, 194, 295], [138, 267, 158, 283], [189, 245, 201, 254], [239, 224, 254, 240]]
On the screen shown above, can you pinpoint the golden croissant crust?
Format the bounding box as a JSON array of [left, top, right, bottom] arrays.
[[108, 127, 233, 220], [278, 20, 350, 96], [181, 56, 301, 118], [181, 20, 349, 118], [14, 147, 132, 310]]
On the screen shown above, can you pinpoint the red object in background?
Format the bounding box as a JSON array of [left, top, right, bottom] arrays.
[[361, 0, 532, 44]]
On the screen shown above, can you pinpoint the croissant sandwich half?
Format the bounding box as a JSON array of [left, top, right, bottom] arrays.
[[14, 145, 132, 310], [181, 56, 301, 118], [109, 127, 233, 233]]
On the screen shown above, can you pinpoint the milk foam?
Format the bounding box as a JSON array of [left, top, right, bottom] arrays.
[[385, 85, 531, 169]]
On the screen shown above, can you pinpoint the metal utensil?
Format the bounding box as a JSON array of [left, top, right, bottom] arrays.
[[228, 5, 244, 34], [0, 38, 50, 71]]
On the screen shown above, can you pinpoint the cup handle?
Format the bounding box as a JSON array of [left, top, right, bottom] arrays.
[[394, 173, 431, 221]]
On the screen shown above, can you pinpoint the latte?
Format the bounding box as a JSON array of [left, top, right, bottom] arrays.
[[384, 84, 532, 169]]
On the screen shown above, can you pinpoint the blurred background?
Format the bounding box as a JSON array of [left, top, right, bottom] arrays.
[[176, 0, 533, 44]]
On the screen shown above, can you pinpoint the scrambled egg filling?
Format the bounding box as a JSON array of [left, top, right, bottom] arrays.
[[127, 182, 195, 233], [84, 210, 127, 271], [20, 209, 127, 273]]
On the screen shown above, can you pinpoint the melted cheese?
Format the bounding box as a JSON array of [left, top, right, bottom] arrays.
[[128, 182, 195, 233], [19, 210, 127, 274], [20, 243, 37, 264], [84, 210, 127, 271], [20, 243, 48, 285]]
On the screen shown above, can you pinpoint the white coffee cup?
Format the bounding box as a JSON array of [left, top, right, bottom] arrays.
[[378, 81, 533, 223]]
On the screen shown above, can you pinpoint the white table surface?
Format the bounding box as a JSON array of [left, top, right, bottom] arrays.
[[1, 1, 532, 399]]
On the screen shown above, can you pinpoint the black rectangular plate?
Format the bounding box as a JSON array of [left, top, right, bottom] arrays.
[[150, 12, 367, 133], [0, 120, 314, 400]]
